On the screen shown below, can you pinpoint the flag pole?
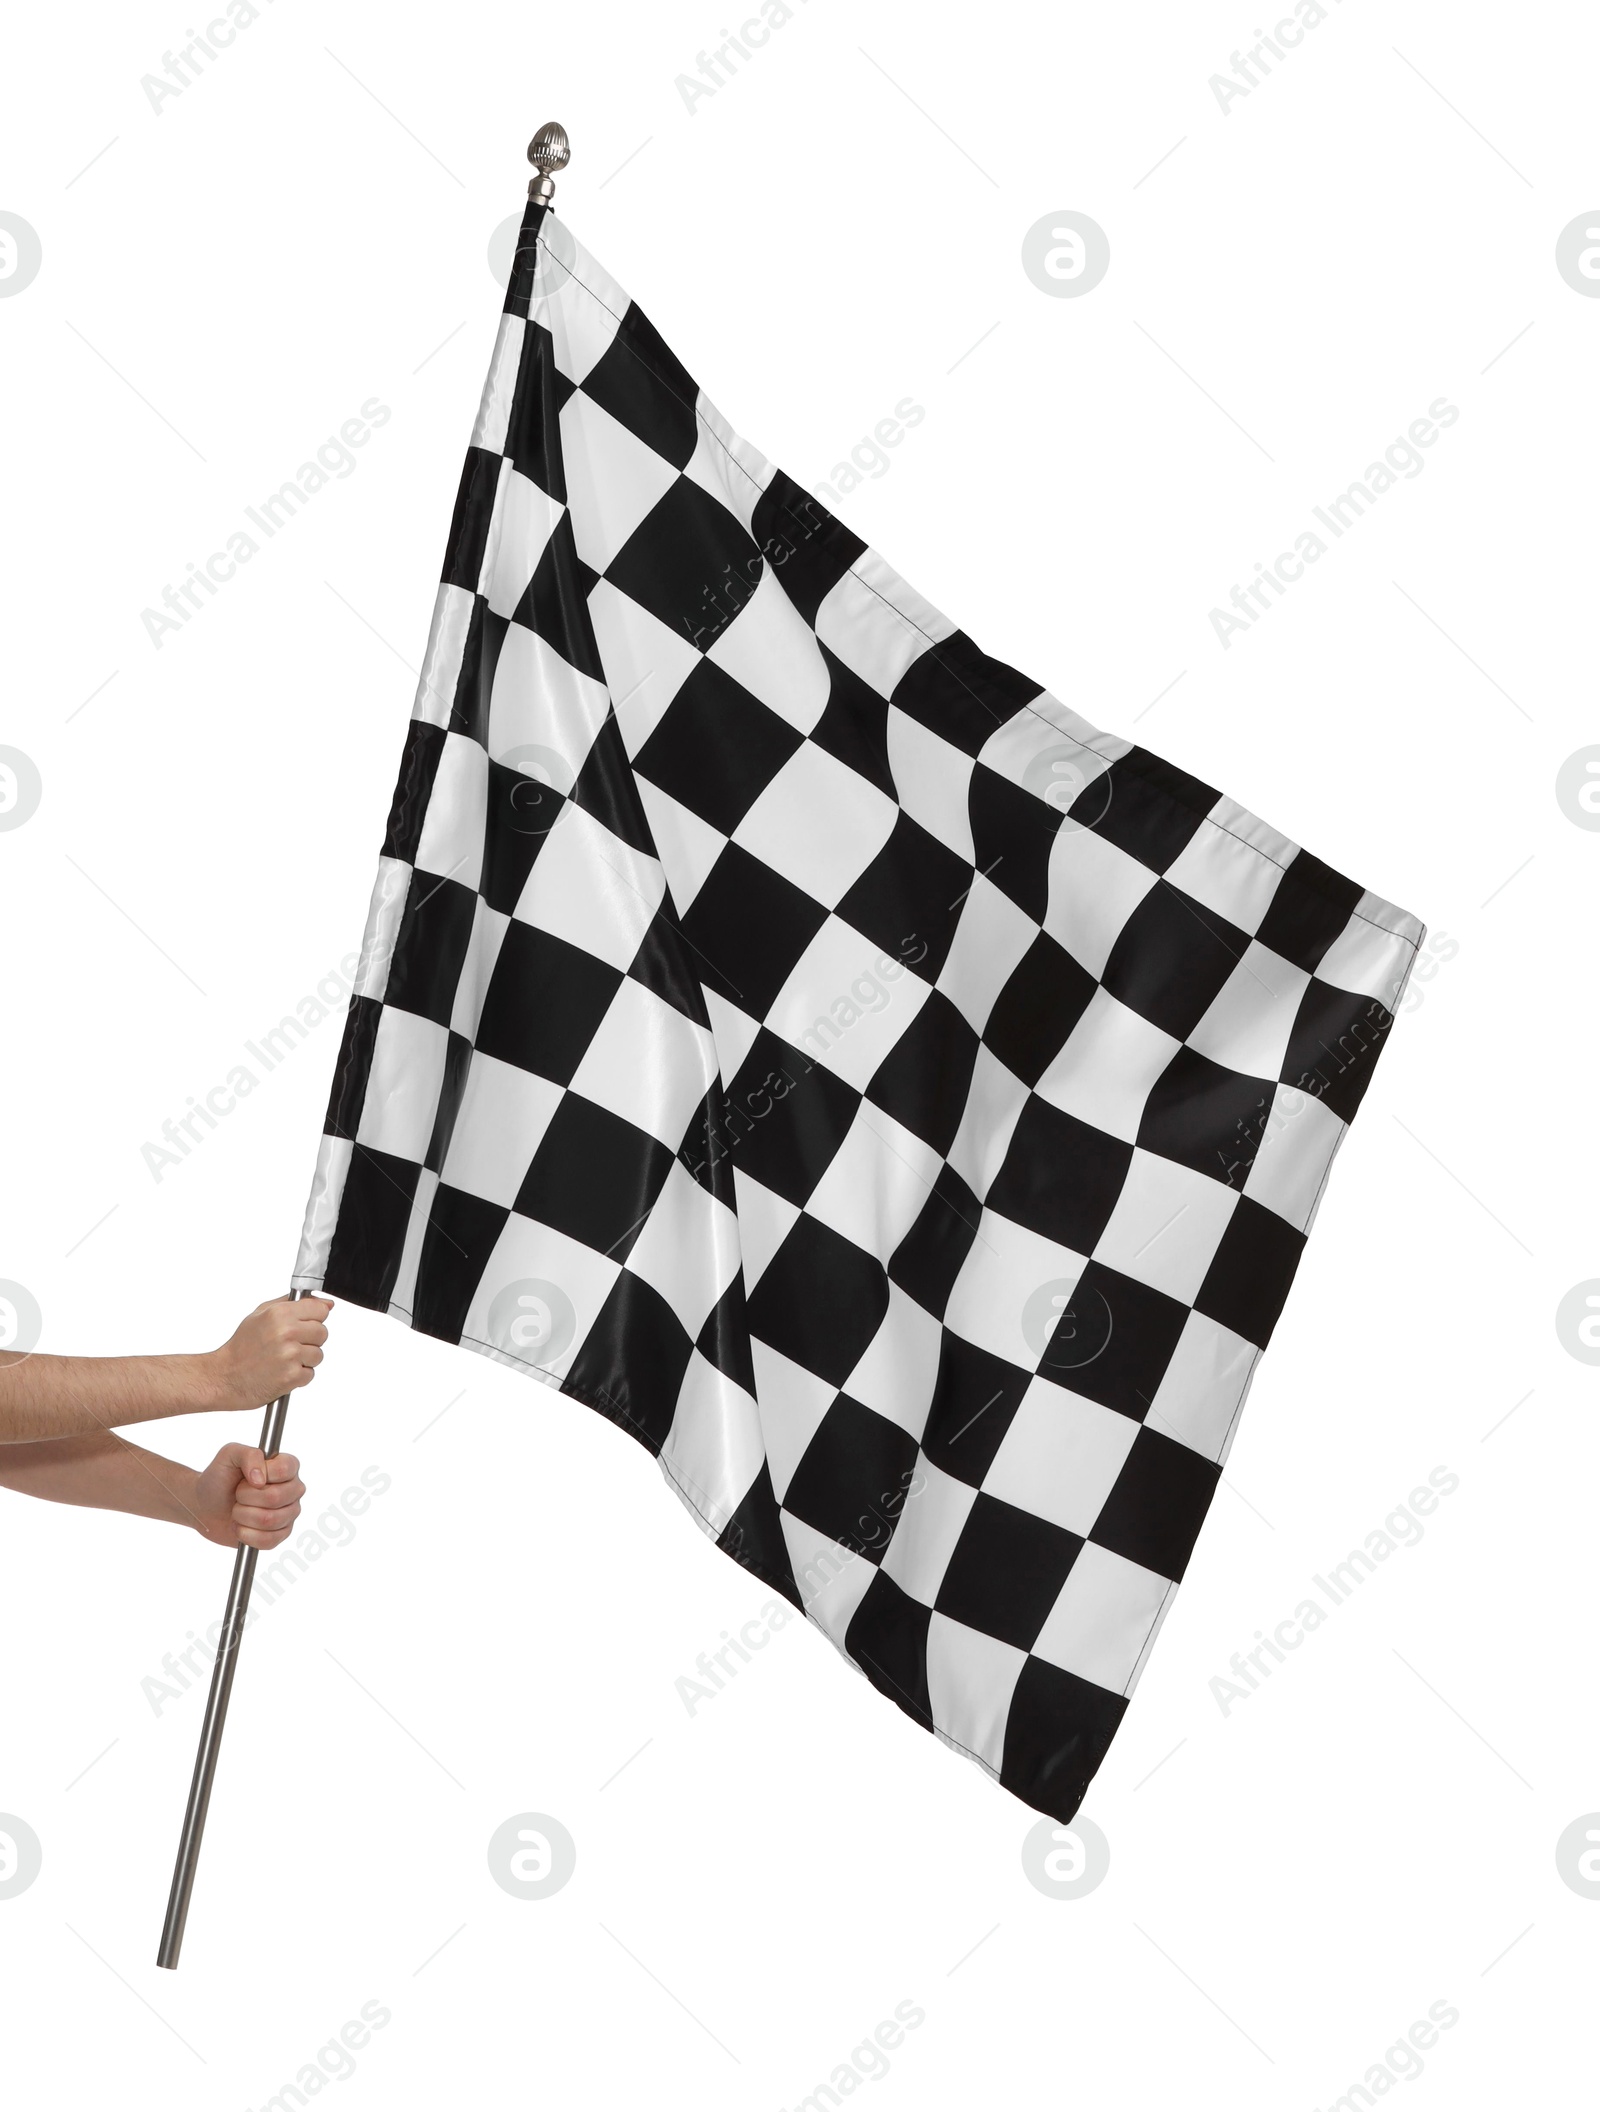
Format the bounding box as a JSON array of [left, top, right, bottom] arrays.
[[154, 119, 572, 1970], [155, 1287, 311, 1969]]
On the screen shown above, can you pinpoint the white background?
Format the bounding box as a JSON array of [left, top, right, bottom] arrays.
[[2, 1, 1596, 2104]]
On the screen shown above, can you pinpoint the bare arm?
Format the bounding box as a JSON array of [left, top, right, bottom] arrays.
[[0, 1297, 332, 1443], [0, 1432, 306, 1548]]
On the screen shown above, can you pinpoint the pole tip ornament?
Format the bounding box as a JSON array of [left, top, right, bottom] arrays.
[[527, 122, 571, 205]]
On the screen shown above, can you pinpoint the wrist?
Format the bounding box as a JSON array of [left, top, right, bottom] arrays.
[[175, 1465, 208, 1534], [139, 1449, 206, 1532], [188, 1349, 245, 1415]]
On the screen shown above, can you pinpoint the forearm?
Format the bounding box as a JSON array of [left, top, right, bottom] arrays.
[[0, 1431, 200, 1528], [0, 1350, 226, 1442]]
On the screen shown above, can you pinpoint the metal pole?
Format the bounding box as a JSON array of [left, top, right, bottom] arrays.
[[155, 120, 571, 1968], [156, 1287, 308, 1969]]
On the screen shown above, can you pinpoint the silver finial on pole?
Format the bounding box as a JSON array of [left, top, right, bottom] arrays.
[[527, 122, 570, 205]]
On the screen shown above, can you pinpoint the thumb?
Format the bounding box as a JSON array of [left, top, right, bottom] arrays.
[[217, 1443, 268, 1488]]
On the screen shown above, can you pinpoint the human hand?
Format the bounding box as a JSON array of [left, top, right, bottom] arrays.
[[191, 1444, 305, 1549], [209, 1296, 332, 1413]]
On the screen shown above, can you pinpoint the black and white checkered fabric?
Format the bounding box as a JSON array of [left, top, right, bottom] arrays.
[[295, 198, 1423, 1822]]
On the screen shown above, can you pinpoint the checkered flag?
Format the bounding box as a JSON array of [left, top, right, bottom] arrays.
[[294, 198, 1423, 1822]]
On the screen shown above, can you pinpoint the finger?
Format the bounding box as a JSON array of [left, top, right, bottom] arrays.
[[278, 1297, 333, 1327], [236, 1522, 301, 1548], [263, 1452, 300, 1482], [237, 1522, 295, 1550], [234, 1496, 304, 1530], [234, 1481, 303, 1513], [230, 1445, 269, 1489], [235, 1474, 305, 1510], [236, 1472, 304, 1506], [288, 1322, 330, 1347]]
